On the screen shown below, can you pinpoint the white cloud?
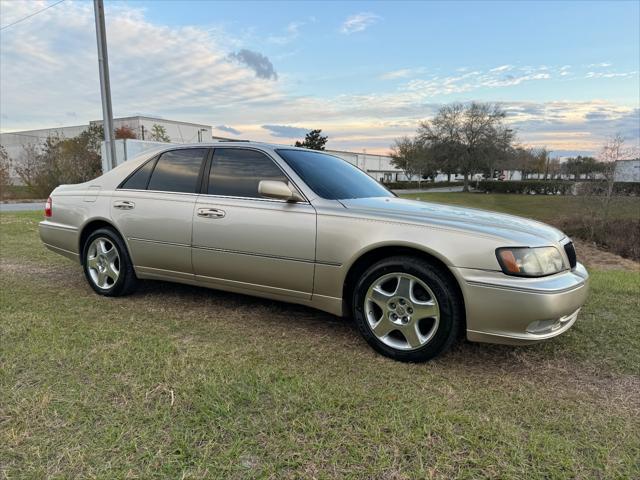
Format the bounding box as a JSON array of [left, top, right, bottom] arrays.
[[379, 69, 418, 80], [340, 12, 380, 34], [489, 64, 513, 73], [586, 71, 637, 79], [267, 21, 304, 45]]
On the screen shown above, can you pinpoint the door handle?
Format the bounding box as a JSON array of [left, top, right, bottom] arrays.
[[114, 200, 135, 210], [197, 207, 226, 219]]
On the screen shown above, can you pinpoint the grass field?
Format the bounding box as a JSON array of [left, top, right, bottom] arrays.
[[399, 192, 640, 222], [1, 211, 639, 479]]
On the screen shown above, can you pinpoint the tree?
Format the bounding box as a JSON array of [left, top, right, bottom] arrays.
[[0, 144, 11, 188], [390, 137, 423, 184], [149, 124, 170, 142], [295, 129, 328, 150], [417, 102, 514, 191], [115, 125, 137, 139], [15, 128, 103, 198]]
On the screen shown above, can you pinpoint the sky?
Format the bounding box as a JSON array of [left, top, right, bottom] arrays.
[[0, 0, 639, 156]]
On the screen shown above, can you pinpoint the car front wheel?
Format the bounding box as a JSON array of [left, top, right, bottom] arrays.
[[82, 227, 138, 297], [352, 256, 463, 362]]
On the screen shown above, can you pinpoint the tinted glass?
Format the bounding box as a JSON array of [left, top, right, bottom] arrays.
[[147, 148, 207, 193], [276, 149, 393, 200], [208, 148, 288, 198], [120, 157, 156, 190]]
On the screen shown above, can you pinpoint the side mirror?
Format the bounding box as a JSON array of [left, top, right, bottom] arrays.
[[258, 180, 304, 202]]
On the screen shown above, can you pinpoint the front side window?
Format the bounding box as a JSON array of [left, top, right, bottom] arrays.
[[147, 148, 207, 193], [276, 149, 393, 200], [208, 148, 288, 198]]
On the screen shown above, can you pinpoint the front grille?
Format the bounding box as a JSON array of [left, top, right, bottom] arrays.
[[564, 241, 577, 269]]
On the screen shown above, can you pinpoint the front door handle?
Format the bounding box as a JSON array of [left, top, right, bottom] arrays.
[[197, 208, 226, 219], [114, 200, 135, 210]]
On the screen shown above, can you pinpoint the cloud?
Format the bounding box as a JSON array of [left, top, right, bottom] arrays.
[[268, 21, 303, 45], [0, 1, 636, 156], [585, 71, 636, 79], [261, 124, 309, 138], [228, 49, 278, 80], [215, 125, 242, 135], [379, 69, 417, 80], [587, 62, 612, 68], [340, 12, 380, 34], [489, 65, 513, 73]]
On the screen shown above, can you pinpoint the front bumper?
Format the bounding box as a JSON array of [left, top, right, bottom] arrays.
[[453, 262, 589, 345]]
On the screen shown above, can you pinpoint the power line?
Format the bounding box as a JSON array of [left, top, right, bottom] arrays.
[[0, 0, 66, 31]]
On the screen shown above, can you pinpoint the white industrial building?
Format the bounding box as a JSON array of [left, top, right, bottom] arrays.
[[0, 115, 214, 183]]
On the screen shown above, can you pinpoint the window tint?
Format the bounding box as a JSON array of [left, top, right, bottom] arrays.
[[208, 148, 288, 198], [147, 149, 207, 193], [120, 157, 156, 190], [276, 149, 393, 200]]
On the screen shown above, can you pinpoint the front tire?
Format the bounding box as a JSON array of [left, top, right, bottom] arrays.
[[82, 227, 138, 297], [352, 256, 463, 362]]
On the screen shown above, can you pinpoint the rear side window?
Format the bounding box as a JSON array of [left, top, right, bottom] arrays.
[[120, 157, 156, 190], [147, 148, 207, 193], [208, 148, 288, 198]]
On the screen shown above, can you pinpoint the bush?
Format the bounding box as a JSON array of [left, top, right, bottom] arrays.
[[478, 180, 575, 195], [557, 217, 640, 262], [575, 181, 640, 196], [382, 181, 464, 190], [15, 127, 103, 198], [478, 180, 640, 196]]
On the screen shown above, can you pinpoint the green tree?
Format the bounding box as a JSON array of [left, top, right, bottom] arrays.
[[149, 124, 171, 142], [295, 129, 328, 150]]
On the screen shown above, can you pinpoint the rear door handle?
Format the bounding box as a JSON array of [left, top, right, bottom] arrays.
[[197, 208, 226, 219], [114, 200, 135, 210]]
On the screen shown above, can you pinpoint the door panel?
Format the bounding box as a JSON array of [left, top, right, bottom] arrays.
[[192, 196, 316, 298], [111, 191, 197, 276]]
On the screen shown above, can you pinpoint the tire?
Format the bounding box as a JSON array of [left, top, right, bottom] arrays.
[[82, 227, 138, 297], [352, 255, 463, 362]]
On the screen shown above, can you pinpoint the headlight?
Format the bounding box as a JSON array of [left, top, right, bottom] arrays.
[[496, 246, 566, 277]]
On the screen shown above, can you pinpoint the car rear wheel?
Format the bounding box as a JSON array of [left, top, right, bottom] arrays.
[[352, 255, 463, 362], [82, 227, 138, 297]]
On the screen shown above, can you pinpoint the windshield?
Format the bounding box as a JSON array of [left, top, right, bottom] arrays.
[[276, 149, 394, 200]]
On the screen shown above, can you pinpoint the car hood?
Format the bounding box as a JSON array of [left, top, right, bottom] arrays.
[[339, 197, 565, 244]]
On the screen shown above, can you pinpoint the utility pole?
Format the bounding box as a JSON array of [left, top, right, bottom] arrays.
[[93, 0, 116, 170]]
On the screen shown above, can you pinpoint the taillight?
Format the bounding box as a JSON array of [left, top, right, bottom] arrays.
[[45, 197, 52, 217]]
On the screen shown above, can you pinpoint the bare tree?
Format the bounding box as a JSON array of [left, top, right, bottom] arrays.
[[0, 145, 11, 189], [418, 102, 514, 191]]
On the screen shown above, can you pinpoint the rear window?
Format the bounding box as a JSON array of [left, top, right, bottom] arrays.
[[147, 148, 207, 193], [120, 157, 156, 190]]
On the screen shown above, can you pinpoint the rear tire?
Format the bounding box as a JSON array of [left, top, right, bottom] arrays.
[[82, 227, 138, 297], [352, 255, 463, 362]]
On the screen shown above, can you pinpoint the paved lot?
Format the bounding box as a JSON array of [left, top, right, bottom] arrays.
[[0, 202, 45, 212]]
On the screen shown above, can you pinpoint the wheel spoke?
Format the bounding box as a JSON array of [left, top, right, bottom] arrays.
[[372, 317, 395, 338], [97, 270, 107, 287], [395, 275, 413, 298], [402, 324, 423, 349], [106, 263, 119, 282], [412, 300, 438, 320], [105, 247, 118, 263], [87, 256, 99, 270], [98, 239, 109, 254], [368, 286, 393, 308]]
